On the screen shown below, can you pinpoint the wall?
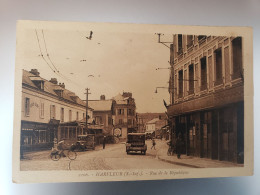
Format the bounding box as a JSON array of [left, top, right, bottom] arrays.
[[21, 87, 92, 124]]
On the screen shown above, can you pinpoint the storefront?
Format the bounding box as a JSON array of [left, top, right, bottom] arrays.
[[20, 120, 59, 154]]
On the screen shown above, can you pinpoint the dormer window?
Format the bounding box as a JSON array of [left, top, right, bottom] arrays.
[[70, 96, 79, 103], [30, 76, 45, 90], [54, 89, 64, 98]]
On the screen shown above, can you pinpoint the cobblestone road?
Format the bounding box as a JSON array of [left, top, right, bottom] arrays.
[[20, 140, 186, 171]]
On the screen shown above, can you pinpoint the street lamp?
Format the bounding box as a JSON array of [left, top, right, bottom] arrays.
[[154, 87, 169, 94]]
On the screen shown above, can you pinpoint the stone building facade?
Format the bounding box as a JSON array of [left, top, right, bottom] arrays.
[[88, 95, 114, 135], [167, 35, 244, 163], [112, 92, 136, 139]]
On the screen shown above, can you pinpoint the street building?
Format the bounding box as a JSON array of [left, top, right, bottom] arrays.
[[88, 95, 114, 135], [167, 35, 244, 163], [21, 69, 93, 152], [112, 92, 136, 140], [136, 113, 166, 133], [145, 117, 167, 139]]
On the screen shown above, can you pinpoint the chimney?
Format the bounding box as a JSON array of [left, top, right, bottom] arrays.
[[122, 92, 132, 98], [49, 78, 58, 84], [29, 69, 40, 76], [100, 95, 106, 100], [59, 83, 65, 88]]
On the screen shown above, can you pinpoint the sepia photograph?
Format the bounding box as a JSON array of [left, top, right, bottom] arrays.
[[12, 21, 253, 183]]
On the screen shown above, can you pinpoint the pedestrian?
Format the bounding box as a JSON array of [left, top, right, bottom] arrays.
[[176, 133, 183, 159], [151, 138, 156, 150], [103, 136, 106, 149]]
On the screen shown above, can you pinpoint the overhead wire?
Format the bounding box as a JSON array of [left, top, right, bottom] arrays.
[[41, 29, 59, 73], [35, 29, 85, 89], [35, 29, 56, 73]]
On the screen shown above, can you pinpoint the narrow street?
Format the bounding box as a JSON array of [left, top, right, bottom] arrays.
[[20, 139, 187, 171]]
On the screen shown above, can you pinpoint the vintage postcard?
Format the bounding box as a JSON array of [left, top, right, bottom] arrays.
[[12, 20, 253, 183]]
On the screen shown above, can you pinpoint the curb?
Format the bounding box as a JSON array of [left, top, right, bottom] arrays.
[[157, 156, 202, 168]]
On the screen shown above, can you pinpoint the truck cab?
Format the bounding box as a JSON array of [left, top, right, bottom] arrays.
[[126, 133, 147, 155]]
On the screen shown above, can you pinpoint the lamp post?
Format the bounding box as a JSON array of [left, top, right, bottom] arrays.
[[85, 88, 91, 134]]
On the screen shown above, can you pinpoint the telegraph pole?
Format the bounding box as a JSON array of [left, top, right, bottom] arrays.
[[85, 88, 91, 134]]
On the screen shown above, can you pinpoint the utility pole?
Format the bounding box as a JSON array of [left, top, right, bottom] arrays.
[[85, 88, 91, 134]]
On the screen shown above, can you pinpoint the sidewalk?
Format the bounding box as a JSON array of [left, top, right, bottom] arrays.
[[147, 139, 243, 168]]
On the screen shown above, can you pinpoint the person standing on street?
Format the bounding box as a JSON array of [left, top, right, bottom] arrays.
[[151, 138, 156, 150], [176, 133, 183, 159], [103, 136, 106, 149]]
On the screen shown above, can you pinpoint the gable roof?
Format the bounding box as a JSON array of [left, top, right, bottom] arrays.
[[112, 93, 128, 104], [88, 100, 113, 111], [22, 69, 89, 108], [146, 118, 160, 124]]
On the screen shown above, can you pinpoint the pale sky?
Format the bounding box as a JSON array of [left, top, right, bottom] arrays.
[[16, 23, 172, 113]]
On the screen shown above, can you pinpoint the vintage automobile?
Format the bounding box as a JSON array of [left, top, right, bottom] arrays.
[[126, 133, 147, 155], [72, 134, 95, 151]]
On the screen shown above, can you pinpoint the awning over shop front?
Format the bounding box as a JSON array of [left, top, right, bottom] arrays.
[[21, 121, 50, 130]]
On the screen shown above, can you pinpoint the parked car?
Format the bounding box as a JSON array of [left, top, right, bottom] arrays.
[[126, 133, 147, 155], [72, 134, 95, 151]]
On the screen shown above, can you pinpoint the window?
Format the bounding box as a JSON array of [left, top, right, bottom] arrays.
[[198, 35, 206, 43], [200, 57, 207, 91], [40, 102, 44, 118], [214, 48, 223, 85], [69, 110, 72, 121], [128, 119, 132, 125], [170, 44, 174, 64], [187, 35, 193, 48], [55, 90, 63, 98], [118, 109, 124, 115], [232, 37, 242, 80], [119, 119, 123, 125], [34, 81, 44, 90], [25, 98, 30, 116], [178, 34, 183, 55], [76, 111, 79, 120], [39, 130, 47, 143], [188, 64, 194, 94], [83, 113, 85, 119], [128, 109, 134, 116], [178, 70, 183, 98], [50, 105, 56, 119], [60, 108, 64, 122], [108, 117, 112, 125], [95, 116, 102, 124]]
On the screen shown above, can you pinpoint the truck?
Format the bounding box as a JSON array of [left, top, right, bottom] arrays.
[[126, 133, 147, 155]]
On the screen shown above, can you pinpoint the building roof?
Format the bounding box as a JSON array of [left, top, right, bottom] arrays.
[[146, 118, 160, 124], [112, 93, 128, 104], [88, 100, 113, 111], [22, 69, 89, 108]]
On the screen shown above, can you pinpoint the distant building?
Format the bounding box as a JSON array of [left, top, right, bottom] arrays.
[[167, 35, 244, 163], [145, 117, 167, 138], [136, 113, 167, 133], [21, 69, 93, 152], [88, 95, 114, 135], [112, 92, 136, 139]]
